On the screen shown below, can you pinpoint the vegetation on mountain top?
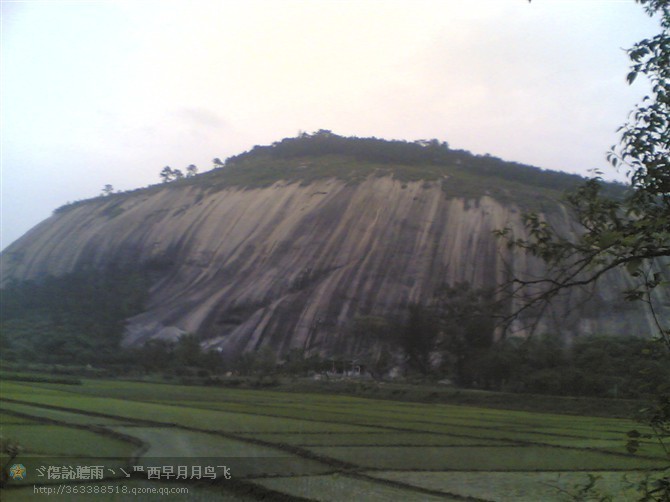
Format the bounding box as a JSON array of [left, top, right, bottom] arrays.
[[206, 131, 621, 210], [54, 131, 625, 215], [225, 130, 588, 191]]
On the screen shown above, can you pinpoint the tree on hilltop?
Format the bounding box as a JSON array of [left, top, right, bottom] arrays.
[[160, 166, 174, 183], [159, 166, 184, 183], [186, 164, 198, 177]]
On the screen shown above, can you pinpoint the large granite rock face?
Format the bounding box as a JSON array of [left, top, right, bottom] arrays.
[[1, 171, 664, 357]]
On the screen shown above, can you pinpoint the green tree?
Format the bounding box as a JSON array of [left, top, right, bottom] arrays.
[[136, 339, 173, 372], [433, 283, 497, 385], [159, 166, 174, 183], [253, 346, 277, 382], [401, 303, 438, 375], [351, 315, 397, 379], [159, 166, 184, 182], [281, 348, 310, 376], [174, 333, 204, 367], [186, 164, 198, 177]]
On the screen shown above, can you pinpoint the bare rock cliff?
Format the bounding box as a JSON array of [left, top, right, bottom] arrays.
[[1, 170, 661, 357]]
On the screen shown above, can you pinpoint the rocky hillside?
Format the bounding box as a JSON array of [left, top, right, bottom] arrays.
[[1, 133, 663, 357]]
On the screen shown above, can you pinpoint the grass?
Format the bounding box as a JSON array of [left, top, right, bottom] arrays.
[[0, 382, 386, 434], [0, 401, 130, 426], [240, 432, 510, 447], [255, 474, 455, 501], [308, 445, 662, 471], [1, 377, 666, 500], [368, 470, 655, 501], [0, 411, 40, 425], [107, 426, 332, 478], [0, 371, 81, 385], [0, 424, 135, 457]]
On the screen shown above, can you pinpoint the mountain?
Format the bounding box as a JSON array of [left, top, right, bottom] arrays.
[[1, 132, 663, 358]]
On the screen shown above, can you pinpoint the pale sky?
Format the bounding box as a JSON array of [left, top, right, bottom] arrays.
[[0, 0, 662, 249]]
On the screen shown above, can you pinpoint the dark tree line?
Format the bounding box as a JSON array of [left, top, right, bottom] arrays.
[[395, 296, 668, 398], [1, 268, 150, 365]]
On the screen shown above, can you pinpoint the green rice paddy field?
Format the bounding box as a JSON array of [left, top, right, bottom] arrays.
[[0, 378, 666, 501]]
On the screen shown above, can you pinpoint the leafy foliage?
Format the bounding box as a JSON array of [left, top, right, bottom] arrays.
[[431, 283, 497, 385], [185, 164, 198, 177], [474, 334, 670, 398], [159, 165, 184, 182], [614, 0, 670, 204], [0, 268, 149, 365], [401, 304, 439, 375], [130, 334, 222, 378]]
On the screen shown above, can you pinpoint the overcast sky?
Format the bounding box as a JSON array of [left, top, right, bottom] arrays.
[[0, 0, 662, 249]]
